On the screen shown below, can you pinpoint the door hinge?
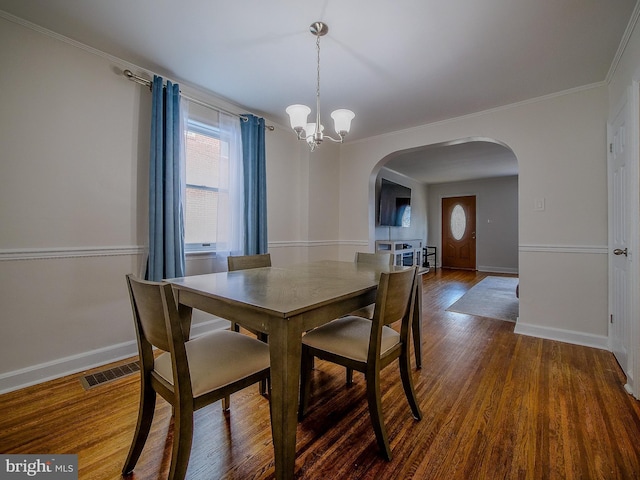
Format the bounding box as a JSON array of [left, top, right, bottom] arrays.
[[610, 314, 614, 324], [610, 143, 613, 153]]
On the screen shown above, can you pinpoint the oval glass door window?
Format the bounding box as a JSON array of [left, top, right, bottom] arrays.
[[450, 204, 466, 240]]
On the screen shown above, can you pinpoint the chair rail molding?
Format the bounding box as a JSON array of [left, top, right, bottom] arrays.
[[0, 246, 146, 261], [519, 244, 608, 254], [268, 240, 368, 248]]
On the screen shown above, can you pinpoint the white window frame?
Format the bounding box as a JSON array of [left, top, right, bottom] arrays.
[[184, 119, 222, 254]]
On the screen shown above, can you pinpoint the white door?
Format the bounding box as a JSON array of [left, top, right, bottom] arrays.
[[608, 94, 632, 387]]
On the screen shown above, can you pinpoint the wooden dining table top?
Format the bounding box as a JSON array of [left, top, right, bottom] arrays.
[[168, 259, 408, 320]]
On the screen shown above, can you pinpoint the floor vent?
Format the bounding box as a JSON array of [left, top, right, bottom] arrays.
[[80, 361, 140, 390]]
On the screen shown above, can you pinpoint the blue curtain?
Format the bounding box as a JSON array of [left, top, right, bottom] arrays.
[[240, 114, 268, 255], [147, 75, 185, 281]]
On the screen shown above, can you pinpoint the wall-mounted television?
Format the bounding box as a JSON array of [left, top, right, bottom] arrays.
[[378, 178, 411, 227]]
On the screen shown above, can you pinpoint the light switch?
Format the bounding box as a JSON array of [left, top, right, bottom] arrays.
[[533, 197, 545, 211]]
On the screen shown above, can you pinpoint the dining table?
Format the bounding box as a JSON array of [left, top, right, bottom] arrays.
[[167, 259, 422, 480]]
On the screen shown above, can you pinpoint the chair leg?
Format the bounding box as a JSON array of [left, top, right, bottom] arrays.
[[399, 350, 422, 421], [268, 373, 277, 449], [365, 371, 392, 461], [298, 346, 313, 420], [258, 333, 269, 396], [346, 367, 354, 386], [412, 281, 423, 369], [168, 403, 194, 480], [122, 383, 156, 475], [231, 321, 240, 332]]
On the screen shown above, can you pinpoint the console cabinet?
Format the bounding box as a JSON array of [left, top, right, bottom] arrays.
[[375, 239, 423, 267]]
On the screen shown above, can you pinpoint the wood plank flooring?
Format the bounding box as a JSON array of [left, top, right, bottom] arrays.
[[1, 269, 639, 479]]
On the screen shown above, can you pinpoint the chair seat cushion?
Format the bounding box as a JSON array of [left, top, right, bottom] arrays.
[[302, 316, 400, 362], [154, 330, 270, 397]]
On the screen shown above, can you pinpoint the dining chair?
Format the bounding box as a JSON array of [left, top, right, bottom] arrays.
[[344, 251, 395, 384], [227, 253, 272, 272], [354, 251, 395, 265], [348, 251, 423, 376], [122, 275, 271, 480], [227, 254, 271, 341], [226, 253, 271, 336], [298, 267, 422, 461], [227, 253, 271, 395], [350, 252, 394, 319]]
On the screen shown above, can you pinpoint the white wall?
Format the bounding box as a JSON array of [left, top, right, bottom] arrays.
[[373, 169, 428, 247], [0, 17, 150, 389], [0, 16, 310, 392], [264, 128, 343, 266], [428, 176, 519, 273], [339, 85, 609, 346], [608, 11, 640, 116]]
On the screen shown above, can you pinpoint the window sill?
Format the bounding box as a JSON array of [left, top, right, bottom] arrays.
[[185, 250, 217, 259]]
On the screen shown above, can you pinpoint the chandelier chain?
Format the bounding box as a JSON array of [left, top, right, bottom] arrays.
[[315, 33, 321, 135]]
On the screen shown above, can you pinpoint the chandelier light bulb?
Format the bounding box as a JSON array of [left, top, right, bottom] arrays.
[[331, 109, 355, 136], [286, 104, 311, 131]]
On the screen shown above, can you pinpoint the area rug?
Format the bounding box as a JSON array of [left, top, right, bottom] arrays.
[[446, 276, 519, 322]]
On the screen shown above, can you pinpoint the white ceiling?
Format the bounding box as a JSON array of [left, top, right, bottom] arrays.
[[384, 139, 519, 185], [1, 0, 637, 183]]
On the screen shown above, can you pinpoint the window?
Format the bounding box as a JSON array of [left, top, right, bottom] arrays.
[[450, 204, 467, 241], [183, 109, 244, 256], [184, 119, 227, 253]]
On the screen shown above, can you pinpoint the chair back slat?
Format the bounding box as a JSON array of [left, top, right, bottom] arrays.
[[126, 275, 174, 352], [227, 253, 272, 271], [374, 267, 416, 327], [355, 252, 394, 266], [366, 267, 417, 367]]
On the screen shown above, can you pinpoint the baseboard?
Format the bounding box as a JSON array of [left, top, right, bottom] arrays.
[[0, 341, 139, 394], [514, 321, 609, 350], [0, 316, 229, 394], [477, 265, 519, 274]]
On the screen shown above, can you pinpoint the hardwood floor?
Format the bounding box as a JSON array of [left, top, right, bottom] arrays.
[[2, 269, 639, 479]]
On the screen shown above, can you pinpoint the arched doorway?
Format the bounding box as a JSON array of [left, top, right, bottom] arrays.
[[368, 137, 519, 274]]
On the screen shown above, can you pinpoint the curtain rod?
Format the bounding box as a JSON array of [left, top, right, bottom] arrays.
[[123, 69, 274, 130]]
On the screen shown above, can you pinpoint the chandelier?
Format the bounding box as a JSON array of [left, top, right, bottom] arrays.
[[286, 22, 355, 151]]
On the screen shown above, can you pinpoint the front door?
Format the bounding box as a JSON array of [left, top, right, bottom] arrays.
[[442, 195, 476, 270]]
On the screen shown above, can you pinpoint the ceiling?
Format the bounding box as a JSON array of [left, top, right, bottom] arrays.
[[383, 139, 519, 184], [1, 0, 637, 183]]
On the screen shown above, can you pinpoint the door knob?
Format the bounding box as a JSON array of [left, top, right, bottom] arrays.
[[614, 248, 628, 256]]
